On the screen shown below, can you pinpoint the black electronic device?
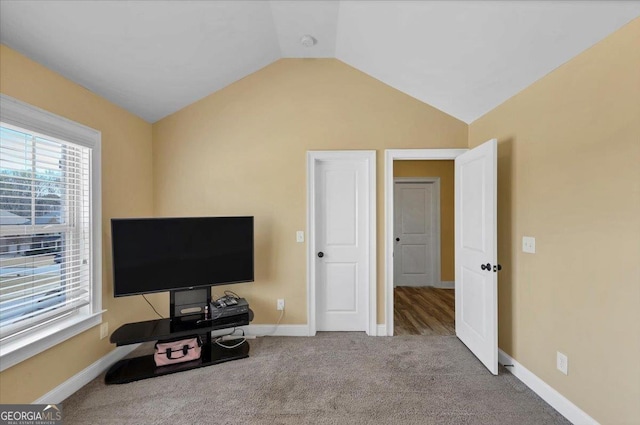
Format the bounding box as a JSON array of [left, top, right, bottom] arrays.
[[111, 216, 254, 297], [107, 217, 255, 384], [210, 297, 250, 319]]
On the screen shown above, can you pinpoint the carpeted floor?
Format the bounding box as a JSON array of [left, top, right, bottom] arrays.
[[63, 333, 570, 425]]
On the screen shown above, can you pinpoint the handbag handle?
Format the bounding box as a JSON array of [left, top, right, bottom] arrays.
[[165, 345, 190, 360]]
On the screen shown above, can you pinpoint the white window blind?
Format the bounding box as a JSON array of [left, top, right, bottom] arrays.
[[0, 123, 93, 340]]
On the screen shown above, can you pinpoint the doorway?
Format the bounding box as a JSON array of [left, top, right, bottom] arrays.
[[393, 162, 454, 335], [385, 142, 499, 375], [384, 149, 466, 336]]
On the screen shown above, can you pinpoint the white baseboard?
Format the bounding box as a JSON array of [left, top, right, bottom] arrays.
[[498, 349, 599, 425], [240, 324, 310, 337], [394, 282, 429, 288], [433, 281, 454, 289], [376, 325, 388, 336], [394, 282, 455, 289], [33, 344, 140, 404], [241, 324, 388, 337]]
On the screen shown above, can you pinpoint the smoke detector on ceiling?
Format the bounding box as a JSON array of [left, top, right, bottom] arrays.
[[300, 35, 317, 47]]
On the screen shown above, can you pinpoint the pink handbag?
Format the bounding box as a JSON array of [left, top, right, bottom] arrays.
[[154, 336, 202, 367]]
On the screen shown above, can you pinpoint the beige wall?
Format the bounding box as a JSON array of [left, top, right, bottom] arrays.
[[3, 17, 637, 422], [0, 45, 156, 403], [393, 161, 454, 282], [153, 58, 468, 324], [469, 18, 640, 424]]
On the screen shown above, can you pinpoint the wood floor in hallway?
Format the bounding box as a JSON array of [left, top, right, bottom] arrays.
[[394, 286, 455, 336]]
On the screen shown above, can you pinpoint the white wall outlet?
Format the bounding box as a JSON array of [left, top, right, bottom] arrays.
[[557, 351, 568, 375], [522, 236, 536, 254], [100, 322, 109, 340], [296, 231, 304, 243], [277, 299, 285, 311]]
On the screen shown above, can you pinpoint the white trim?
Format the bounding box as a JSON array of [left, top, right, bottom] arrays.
[[33, 344, 140, 404], [307, 151, 377, 337], [240, 324, 310, 337], [366, 151, 377, 337], [384, 149, 467, 336], [306, 153, 315, 336], [91, 128, 102, 326], [433, 281, 455, 289], [498, 349, 600, 425], [0, 311, 104, 373], [243, 324, 387, 337], [393, 177, 441, 288], [0, 94, 103, 369], [0, 94, 100, 148]]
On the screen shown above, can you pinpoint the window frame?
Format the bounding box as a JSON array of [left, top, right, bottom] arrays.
[[0, 122, 92, 340], [0, 94, 102, 372]]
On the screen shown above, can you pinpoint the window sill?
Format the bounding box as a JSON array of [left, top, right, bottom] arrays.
[[0, 311, 104, 372]]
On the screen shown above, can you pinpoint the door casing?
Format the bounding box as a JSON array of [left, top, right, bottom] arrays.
[[307, 150, 377, 336], [384, 149, 467, 336]]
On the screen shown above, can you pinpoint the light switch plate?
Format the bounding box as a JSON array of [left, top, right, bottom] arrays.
[[296, 231, 304, 243], [522, 236, 536, 254]]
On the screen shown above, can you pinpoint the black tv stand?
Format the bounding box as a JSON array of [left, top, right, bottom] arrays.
[[105, 312, 251, 385]]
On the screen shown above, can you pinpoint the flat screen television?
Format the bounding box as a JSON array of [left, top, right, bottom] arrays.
[[111, 216, 254, 297]]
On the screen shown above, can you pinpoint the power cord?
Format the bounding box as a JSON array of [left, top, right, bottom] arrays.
[[223, 290, 241, 299], [274, 309, 284, 327], [142, 294, 164, 319], [211, 291, 242, 309], [142, 293, 249, 348], [262, 309, 284, 337], [215, 338, 247, 349], [214, 328, 246, 349]]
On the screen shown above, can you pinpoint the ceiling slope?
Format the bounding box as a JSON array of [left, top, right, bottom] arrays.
[[335, 1, 640, 123], [0, 1, 282, 123], [1, 1, 639, 124]]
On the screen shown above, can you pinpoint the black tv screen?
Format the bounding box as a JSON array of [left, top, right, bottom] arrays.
[[111, 217, 254, 296]]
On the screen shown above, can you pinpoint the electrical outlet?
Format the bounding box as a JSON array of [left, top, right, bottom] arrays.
[[100, 322, 109, 340], [296, 231, 304, 243], [522, 236, 536, 254], [277, 299, 285, 311], [557, 351, 568, 375]]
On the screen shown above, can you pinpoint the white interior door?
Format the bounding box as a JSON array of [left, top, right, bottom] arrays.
[[315, 155, 371, 331], [393, 180, 439, 287], [455, 138, 498, 375]]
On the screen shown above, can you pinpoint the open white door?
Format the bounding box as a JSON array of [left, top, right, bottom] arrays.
[[455, 138, 498, 375]]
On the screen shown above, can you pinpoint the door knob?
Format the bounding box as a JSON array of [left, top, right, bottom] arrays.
[[481, 263, 491, 271], [317, 252, 324, 258], [395, 238, 400, 242], [493, 264, 502, 272]]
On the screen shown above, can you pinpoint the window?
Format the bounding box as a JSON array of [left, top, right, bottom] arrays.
[[0, 94, 102, 371]]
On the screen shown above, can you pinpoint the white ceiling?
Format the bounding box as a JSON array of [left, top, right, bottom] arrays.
[[1, 1, 639, 124]]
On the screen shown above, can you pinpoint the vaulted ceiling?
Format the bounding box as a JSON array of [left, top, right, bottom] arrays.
[[1, 1, 639, 123]]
